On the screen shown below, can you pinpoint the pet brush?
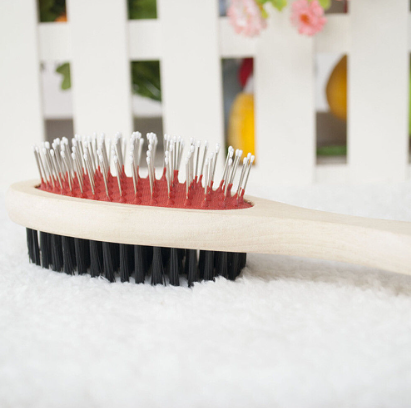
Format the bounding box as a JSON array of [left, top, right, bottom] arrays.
[[6, 132, 411, 287]]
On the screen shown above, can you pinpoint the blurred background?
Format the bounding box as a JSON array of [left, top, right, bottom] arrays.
[[0, 0, 409, 190]]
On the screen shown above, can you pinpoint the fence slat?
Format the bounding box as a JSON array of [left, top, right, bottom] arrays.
[[158, 0, 223, 162], [128, 20, 161, 60], [219, 17, 256, 58], [67, 0, 132, 138], [314, 15, 349, 54], [0, 0, 44, 189], [39, 23, 72, 61], [255, 12, 315, 185], [349, 0, 409, 183]]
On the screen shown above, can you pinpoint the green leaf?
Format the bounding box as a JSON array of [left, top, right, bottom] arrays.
[[316, 145, 347, 156], [55, 62, 71, 90], [260, 7, 269, 19], [131, 61, 161, 101], [128, 0, 157, 20], [268, 0, 287, 12], [316, 0, 331, 10]]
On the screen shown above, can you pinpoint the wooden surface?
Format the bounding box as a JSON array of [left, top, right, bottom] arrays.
[[7, 180, 411, 277]]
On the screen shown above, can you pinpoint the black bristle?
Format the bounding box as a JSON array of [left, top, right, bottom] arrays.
[[40, 231, 51, 269], [216, 251, 228, 278], [134, 245, 146, 284], [203, 251, 214, 281], [239, 252, 247, 270], [89, 240, 102, 277], [128, 244, 134, 271], [69, 237, 77, 268], [178, 249, 185, 266], [50, 234, 63, 272], [74, 238, 88, 275], [178, 249, 184, 275], [161, 247, 171, 269], [151, 246, 165, 285], [31, 229, 41, 266], [235, 253, 243, 277], [26, 228, 245, 285], [26, 228, 34, 263], [168, 248, 180, 286], [186, 249, 199, 287], [228, 252, 240, 280], [144, 246, 153, 274], [102, 242, 115, 282], [119, 244, 131, 282], [62, 236, 75, 275], [198, 250, 205, 279], [111, 243, 120, 272]]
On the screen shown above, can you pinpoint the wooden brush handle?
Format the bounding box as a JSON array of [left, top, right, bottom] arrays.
[[7, 180, 411, 276]]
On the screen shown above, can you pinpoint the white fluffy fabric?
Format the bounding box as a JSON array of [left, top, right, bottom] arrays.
[[1, 182, 411, 408]]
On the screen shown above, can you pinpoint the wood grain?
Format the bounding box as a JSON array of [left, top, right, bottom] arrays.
[[6, 180, 411, 276]]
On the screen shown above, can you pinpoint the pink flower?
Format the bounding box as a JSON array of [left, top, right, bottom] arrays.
[[227, 0, 267, 37], [291, 0, 326, 36]]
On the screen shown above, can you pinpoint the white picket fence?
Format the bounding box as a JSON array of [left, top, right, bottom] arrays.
[[0, 0, 410, 190]]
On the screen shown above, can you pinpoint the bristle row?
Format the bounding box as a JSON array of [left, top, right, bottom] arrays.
[[27, 229, 245, 286], [34, 133, 254, 210]]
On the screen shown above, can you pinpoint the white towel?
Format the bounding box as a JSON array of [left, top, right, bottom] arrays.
[[1, 181, 411, 408]]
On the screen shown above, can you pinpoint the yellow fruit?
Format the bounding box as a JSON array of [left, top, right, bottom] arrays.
[[228, 93, 255, 158], [326, 55, 347, 121]]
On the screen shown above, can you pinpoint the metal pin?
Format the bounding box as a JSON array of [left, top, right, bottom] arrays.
[[72, 153, 83, 194], [200, 140, 208, 179], [113, 156, 122, 197], [237, 157, 249, 198], [221, 146, 234, 187], [50, 150, 63, 189], [147, 157, 153, 197], [99, 154, 109, 198], [84, 153, 95, 195], [33, 146, 44, 182], [203, 158, 209, 198], [210, 143, 220, 184], [241, 155, 254, 196], [185, 157, 190, 199], [165, 157, 170, 198], [42, 147, 54, 188], [129, 153, 137, 196], [61, 151, 72, 192], [224, 158, 233, 198], [229, 149, 242, 186]]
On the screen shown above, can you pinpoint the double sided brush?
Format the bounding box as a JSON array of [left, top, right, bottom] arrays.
[[6, 132, 411, 286]]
